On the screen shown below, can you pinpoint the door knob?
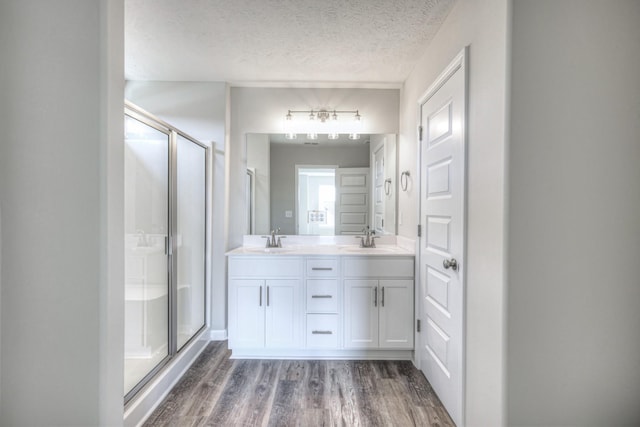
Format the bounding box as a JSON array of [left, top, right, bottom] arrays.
[[443, 258, 458, 271]]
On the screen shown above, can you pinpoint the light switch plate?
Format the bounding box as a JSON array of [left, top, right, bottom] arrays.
[[285, 210, 293, 218]]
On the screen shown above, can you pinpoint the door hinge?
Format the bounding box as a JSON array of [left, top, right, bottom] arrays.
[[417, 319, 421, 333], [417, 224, 422, 237], [382, 219, 384, 227], [418, 125, 423, 141]]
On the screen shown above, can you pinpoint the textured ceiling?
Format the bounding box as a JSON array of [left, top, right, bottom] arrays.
[[125, 0, 456, 83]]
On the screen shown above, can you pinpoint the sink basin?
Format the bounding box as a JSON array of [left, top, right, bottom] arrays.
[[242, 246, 297, 254]]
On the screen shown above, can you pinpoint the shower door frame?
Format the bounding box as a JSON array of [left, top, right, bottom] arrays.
[[124, 101, 209, 404]]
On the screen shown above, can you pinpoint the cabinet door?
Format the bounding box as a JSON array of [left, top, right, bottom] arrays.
[[344, 280, 379, 348], [229, 279, 265, 348], [265, 279, 301, 348], [379, 280, 414, 349]]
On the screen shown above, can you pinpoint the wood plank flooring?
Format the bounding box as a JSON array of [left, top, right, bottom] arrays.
[[143, 341, 455, 427]]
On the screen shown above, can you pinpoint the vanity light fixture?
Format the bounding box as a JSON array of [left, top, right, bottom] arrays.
[[284, 110, 297, 139], [284, 108, 362, 140]]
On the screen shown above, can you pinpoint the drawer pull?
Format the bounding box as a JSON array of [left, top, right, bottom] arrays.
[[311, 267, 333, 271], [311, 295, 333, 299], [312, 330, 333, 335]]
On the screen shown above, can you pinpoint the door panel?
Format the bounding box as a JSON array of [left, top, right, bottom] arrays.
[[379, 280, 414, 349], [265, 279, 301, 348], [418, 49, 467, 426], [373, 144, 385, 234], [176, 134, 207, 351], [335, 168, 370, 234], [229, 279, 265, 348], [344, 280, 378, 348], [123, 115, 170, 396]]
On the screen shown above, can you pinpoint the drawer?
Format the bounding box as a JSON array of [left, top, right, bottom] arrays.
[[306, 258, 338, 277], [343, 257, 414, 278], [228, 257, 302, 277], [306, 314, 339, 348], [306, 280, 338, 312]]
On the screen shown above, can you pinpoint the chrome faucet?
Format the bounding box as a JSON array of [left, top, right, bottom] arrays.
[[262, 228, 285, 248], [356, 226, 377, 248]]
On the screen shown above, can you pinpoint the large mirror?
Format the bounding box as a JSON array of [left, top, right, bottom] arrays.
[[246, 133, 397, 236]]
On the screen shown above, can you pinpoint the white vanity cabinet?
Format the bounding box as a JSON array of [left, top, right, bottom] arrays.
[[227, 249, 414, 359], [343, 257, 414, 350], [304, 257, 340, 349], [228, 257, 303, 349]]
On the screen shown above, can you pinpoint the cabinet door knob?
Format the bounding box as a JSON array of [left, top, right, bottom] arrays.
[[443, 258, 458, 271]]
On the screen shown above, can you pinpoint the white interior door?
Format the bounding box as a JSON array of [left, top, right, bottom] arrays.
[[418, 48, 467, 426], [373, 144, 385, 234], [335, 167, 370, 235]]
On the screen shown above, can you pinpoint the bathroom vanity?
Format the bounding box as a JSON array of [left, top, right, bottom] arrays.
[[226, 237, 415, 359]]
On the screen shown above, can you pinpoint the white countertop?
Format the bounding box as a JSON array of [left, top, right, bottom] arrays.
[[226, 244, 414, 257]]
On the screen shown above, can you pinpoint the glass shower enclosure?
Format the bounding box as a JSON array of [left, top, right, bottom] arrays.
[[124, 103, 207, 402]]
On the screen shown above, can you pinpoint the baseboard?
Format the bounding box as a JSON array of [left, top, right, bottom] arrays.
[[229, 348, 414, 360], [208, 328, 228, 341], [123, 331, 209, 427]]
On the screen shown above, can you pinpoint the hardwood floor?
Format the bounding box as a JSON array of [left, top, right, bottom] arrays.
[[143, 341, 455, 426]]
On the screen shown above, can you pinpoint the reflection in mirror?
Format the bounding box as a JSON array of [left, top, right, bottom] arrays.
[[246, 133, 397, 236], [296, 166, 336, 235]]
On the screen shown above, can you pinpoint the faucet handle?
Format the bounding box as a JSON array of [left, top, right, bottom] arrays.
[[261, 235, 271, 247]]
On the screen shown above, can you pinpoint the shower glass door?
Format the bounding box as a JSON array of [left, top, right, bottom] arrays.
[[176, 135, 206, 350], [124, 114, 170, 396]]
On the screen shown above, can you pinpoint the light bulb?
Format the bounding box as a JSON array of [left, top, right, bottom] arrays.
[[307, 133, 318, 140]]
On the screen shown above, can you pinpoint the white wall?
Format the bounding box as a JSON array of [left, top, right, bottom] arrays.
[[0, 0, 124, 424], [125, 81, 228, 334], [229, 87, 400, 250], [398, 0, 510, 425], [507, 1, 640, 425]]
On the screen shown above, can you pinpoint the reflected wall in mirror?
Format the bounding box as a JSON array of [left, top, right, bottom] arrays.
[[246, 133, 397, 236]]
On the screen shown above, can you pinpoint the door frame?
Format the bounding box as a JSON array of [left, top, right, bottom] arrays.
[[294, 164, 337, 234], [415, 46, 469, 425]]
